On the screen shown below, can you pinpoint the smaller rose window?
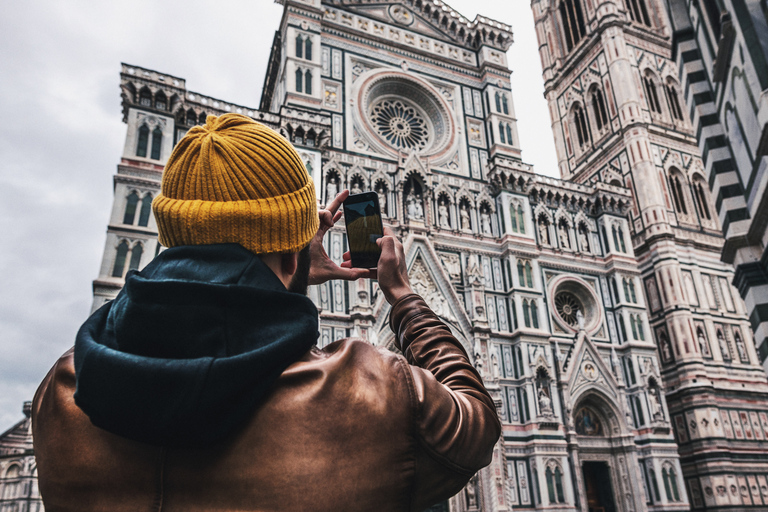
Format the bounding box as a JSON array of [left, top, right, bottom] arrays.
[[555, 291, 582, 327], [370, 98, 429, 151]]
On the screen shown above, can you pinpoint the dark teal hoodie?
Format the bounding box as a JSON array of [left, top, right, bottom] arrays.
[[74, 244, 318, 447]]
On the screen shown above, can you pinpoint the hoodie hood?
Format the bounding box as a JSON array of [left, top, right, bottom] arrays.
[[74, 244, 318, 447]]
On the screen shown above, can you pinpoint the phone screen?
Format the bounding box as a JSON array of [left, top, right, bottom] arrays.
[[343, 192, 383, 269]]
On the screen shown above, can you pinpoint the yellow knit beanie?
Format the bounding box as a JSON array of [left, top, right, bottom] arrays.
[[153, 113, 318, 254]]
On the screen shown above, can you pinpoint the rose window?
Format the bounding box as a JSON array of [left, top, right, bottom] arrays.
[[555, 291, 583, 327], [370, 99, 429, 151]]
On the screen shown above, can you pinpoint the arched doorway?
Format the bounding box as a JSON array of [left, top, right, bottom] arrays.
[[571, 393, 643, 512]]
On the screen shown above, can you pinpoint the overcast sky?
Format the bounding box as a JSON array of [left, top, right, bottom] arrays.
[[0, 0, 557, 431]]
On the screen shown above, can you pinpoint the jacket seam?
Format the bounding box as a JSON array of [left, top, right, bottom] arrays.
[[394, 355, 419, 512]]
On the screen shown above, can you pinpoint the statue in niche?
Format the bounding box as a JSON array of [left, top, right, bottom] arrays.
[[376, 187, 387, 216], [576, 309, 585, 330], [558, 221, 570, 248], [649, 387, 663, 421], [350, 179, 363, 195], [735, 334, 748, 361], [325, 176, 338, 203], [579, 226, 590, 253], [460, 204, 471, 231], [405, 190, 423, 220], [538, 387, 553, 416], [718, 332, 731, 360], [698, 330, 710, 356], [481, 210, 492, 235], [538, 218, 550, 244], [491, 353, 500, 379], [660, 335, 672, 361], [466, 475, 478, 508], [438, 199, 451, 229]]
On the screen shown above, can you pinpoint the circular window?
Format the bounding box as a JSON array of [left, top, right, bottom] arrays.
[[555, 291, 582, 327], [549, 276, 602, 334], [370, 98, 429, 151], [356, 71, 454, 158]]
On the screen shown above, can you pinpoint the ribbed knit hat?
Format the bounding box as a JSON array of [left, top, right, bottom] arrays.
[[153, 114, 318, 255]]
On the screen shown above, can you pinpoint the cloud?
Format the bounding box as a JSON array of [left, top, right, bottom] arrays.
[[0, 0, 557, 430]]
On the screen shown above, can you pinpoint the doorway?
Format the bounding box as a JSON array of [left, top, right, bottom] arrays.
[[582, 461, 617, 512]]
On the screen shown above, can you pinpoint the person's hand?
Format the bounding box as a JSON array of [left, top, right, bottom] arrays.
[[308, 190, 376, 286], [371, 226, 413, 305]]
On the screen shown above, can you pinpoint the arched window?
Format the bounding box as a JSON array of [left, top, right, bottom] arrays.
[[295, 68, 303, 93], [634, 395, 645, 425], [495, 92, 502, 112], [517, 204, 526, 234], [531, 300, 539, 328], [668, 169, 689, 215], [151, 126, 163, 160], [602, 226, 610, 253], [648, 468, 661, 502], [693, 177, 712, 220], [636, 315, 645, 340], [612, 277, 621, 303], [518, 260, 525, 287], [630, 314, 639, 339], [643, 73, 663, 115], [139, 88, 152, 107], [510, 203, 520, 233], [129, 243, 143, 271], [305, 70, 313, 95], [112, 240, 129, 278], [154, 91, 167, 111], [573, 104, 590, 149], [554, 467, 565, 503], [502, 95, 509, 114], [612, 225, 620, 252], [665, 81, 684, 121], [295, 34, 303, 58], [138, 194, 153, 227], [625, 0, 651, 26], [499, 122, 506, 144], [591, 87, 609, 131], [506, 124, 513, 145], [629, 279, 637, 302], [662, 466, 681, 501], [525, 262, 533, 288], [186, 109, 197, 126], [136, 124, 149, 158], [620, 314, 628, 341], [123, 191, 139, 225], [523, 299, 531, 327], [199, 112, 208, 125], [546, 467, 556, 503], [559, 0, 586, 52], [618, 227, 627, 252], [623, 279, 631, 303]]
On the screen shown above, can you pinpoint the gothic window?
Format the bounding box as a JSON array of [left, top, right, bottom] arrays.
[[634, 395, 646, 425], [139, 87, 152, 107], [295, 68, 303, 93], [499, 122, 506, 144], [495, 92, 502, 112], [623, 278, 631, 303], [502, 95, 509, 115], [629, 279, 637, 302], [523, 299, 531, 327], [662, 465, 681, 502], [590, 86, 609, 131], [612, 277, 621, 303], [559, 0, 586, 52], [618, 226, 627, 252], [112, 240, 129, 278], [620, 314, 628, 341], [572, 104, 590, 149], [186, 109, 197, 126], [700, 0, 722, 40], [136, 124, 149, 158], [506, 123, 513, 145], [692, 176, 712, 221], [602, 226, 610, 253], [625, 0, 652, 26], [612, 225, 620, 252], [643, 72, 663, 115], [518, 386, 530, 422], [151, 126, 163, 160], [198, 112, 207, 125], [648, 468, 661, 502], [129, 243, 143, 272], [138, 194, 153, 227], [517, 204, 526, 234], [636, 315, 645, 340], [667, 168, 689, 215], [305, 37, 312, 60], [545, 464, 566, 504], [518, 261, 525, 287], [295, 34, 303, 58], [630, 314, 640, 340], [154, 91, 167, 111], [665, 80, 684, 121], [531, 300, 539, 328], [305, 70, 313, 95], [525, 262, 533, 288], [123, 191, 139, 225]]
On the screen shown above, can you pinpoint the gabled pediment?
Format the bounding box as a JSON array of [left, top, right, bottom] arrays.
[[373, 234, 473, 353], [563, 332, 620, 400]]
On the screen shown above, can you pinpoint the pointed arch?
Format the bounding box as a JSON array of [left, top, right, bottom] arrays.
[[136, 124, 149, 157], [643, 70, 663, 115], [559, 0, 586, 52], [138, 194, 153, 227], [151, 126, 163, 160], [123, 191, 139, 225], [138, 86, 152, 107], [129, 243, 143, 272], [112, 240, 130, 278]]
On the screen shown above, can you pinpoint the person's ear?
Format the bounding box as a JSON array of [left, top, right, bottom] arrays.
[[280, 252, 299, 278]]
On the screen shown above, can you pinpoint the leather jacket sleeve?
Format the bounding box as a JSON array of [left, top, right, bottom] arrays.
[[389, 294, 501, 510]]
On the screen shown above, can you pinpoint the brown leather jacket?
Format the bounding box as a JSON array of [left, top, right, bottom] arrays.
[[33, 294, 500, 511]]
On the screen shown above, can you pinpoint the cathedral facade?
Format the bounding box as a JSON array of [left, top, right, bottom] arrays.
[[82, 0, 766, 511]]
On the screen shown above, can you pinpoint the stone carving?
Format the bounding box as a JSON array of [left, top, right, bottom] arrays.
[[649, 388, 663, 422], [409, 258, 455, 322], [460, 203, 472, 231], [377, 187, 387, 216], [466, 474, 478, 507], [439, 252, 461, 280], [350, 179, 363, 195], [538, 387, 553, 416], [438, 200, 451, 229], [481, 210, 492, 235], [406, 190, 424, 220], [558, 222, 570, 248]]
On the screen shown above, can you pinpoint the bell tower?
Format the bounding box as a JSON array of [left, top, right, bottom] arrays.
[[530, 0, 768, 506]]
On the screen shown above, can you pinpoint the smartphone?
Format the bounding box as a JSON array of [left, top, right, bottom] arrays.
[[343, 191, 383, 269]]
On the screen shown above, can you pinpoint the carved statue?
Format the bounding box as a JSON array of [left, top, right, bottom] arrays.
[[558, 222, 570, 248], [661, 336, 672, 361], [649, 389, 663, 421], [466, 475, 478, 508], [481, 210, 492, 235], [460, 204, 471, 231], [325, 176, 337, 203], [576, 309, 585, 330], [406, 191, 423, 220], [491, 353, 500, 379], [698, 331, 709, 356], [579, 228, 590, 252], [438, 201, 451, 229], [377, 187, 387, 216], [350, 180, 362, 195], [538, 387, 553, 416], [538, 219, 549, 244]]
